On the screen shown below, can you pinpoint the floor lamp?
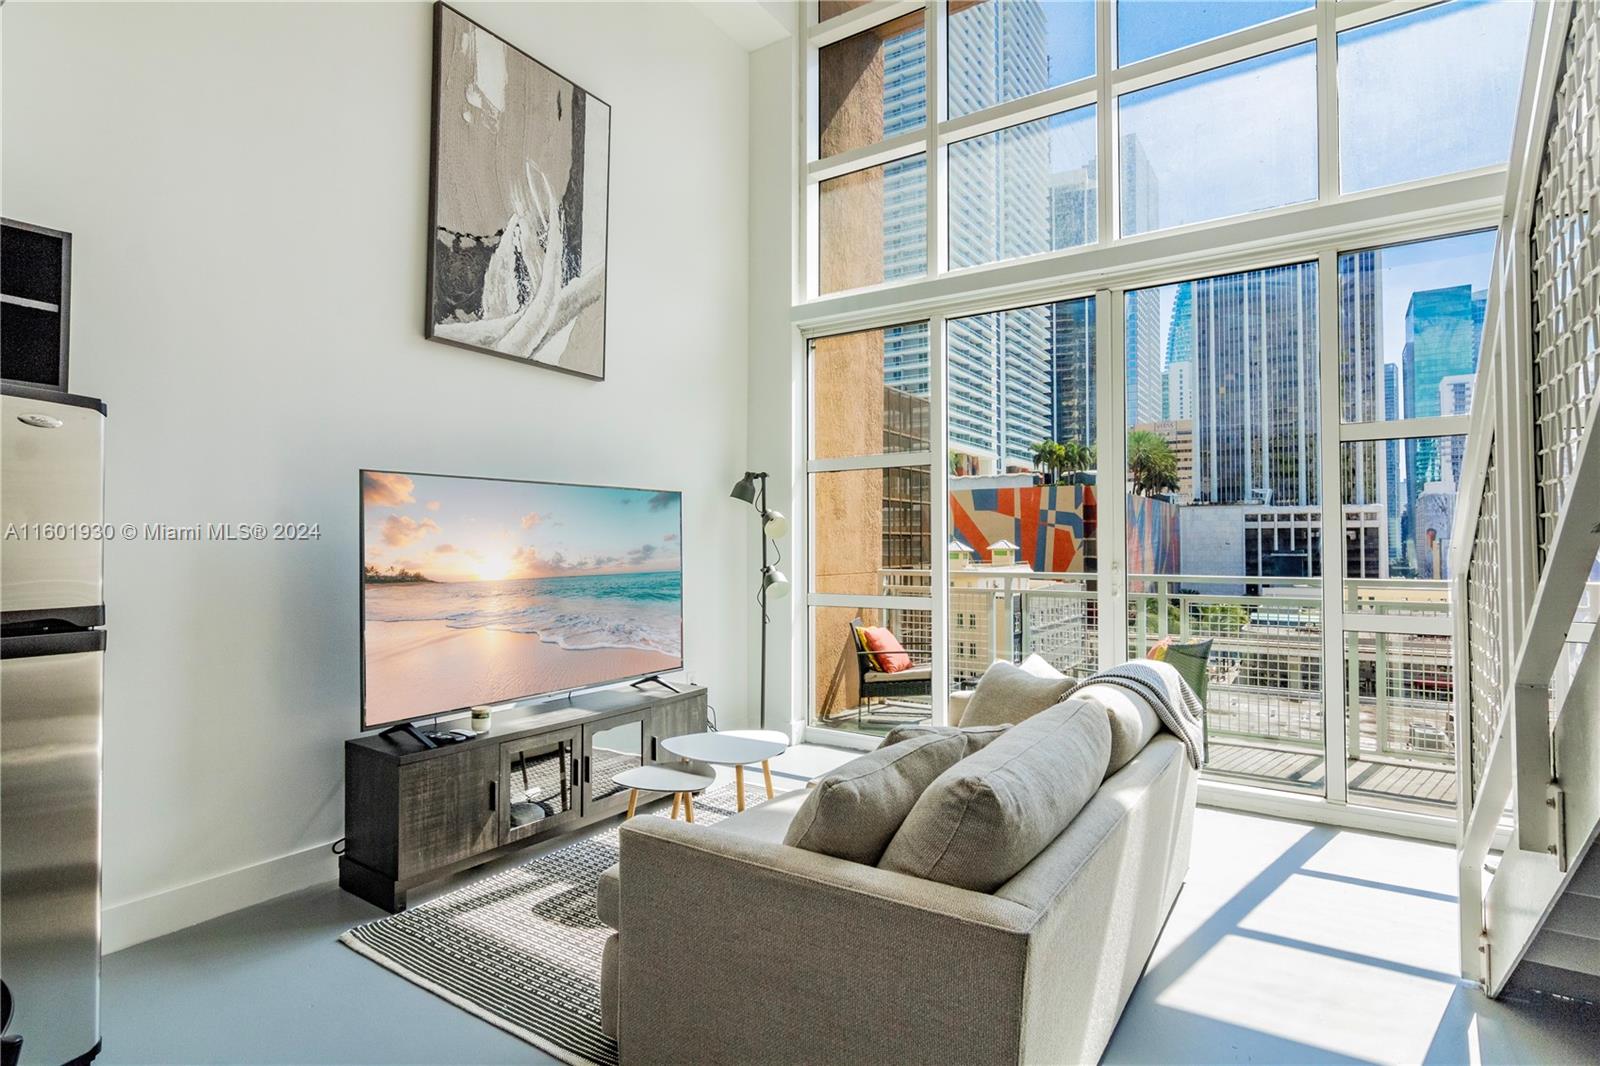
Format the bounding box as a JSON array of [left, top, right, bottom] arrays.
[[731, 471, 788, 730]]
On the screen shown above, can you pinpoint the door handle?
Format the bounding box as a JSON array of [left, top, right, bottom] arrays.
[[17, 414, 63, 429], [488, 781, 497, 811], [583, 756, 591, 783]]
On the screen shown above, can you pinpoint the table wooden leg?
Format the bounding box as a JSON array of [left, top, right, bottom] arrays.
[[762, 760, 774, 799], [684, 792, 695, 823], [670, 792, 681, 819], [735, 765, 746, 811], [626, 789, 638, 819]]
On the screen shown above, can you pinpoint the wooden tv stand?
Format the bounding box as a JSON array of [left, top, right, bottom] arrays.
[[340, 685, 707, 911]]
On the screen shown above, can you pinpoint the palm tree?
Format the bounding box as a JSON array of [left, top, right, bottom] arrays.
[[1127, 430, 1180, 496], [1032, 439, 1057, 481], [1060, 440, 1091, 476]]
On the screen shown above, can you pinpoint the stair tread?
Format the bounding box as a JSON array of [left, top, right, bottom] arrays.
[[1526, 929, 1600, 975]]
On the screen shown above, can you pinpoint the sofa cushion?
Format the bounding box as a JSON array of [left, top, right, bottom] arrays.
[[1071, 682, 1162, 775], [957, 656, 1075, 727], [879, 699, 1111, 892], [881, 721, 1011, 757], [597, 788, 811, 928], [782, 732, 968, 864]]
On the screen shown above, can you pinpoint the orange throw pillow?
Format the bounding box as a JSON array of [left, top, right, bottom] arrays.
[[860, 626, 913, 672]]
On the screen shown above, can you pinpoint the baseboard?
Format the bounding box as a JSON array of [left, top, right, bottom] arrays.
[[102, 840, 338, 954], [801, 724, 881, 752]]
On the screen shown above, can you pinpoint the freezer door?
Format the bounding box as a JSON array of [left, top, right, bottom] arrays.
[[0, 631, 103, 1065], [1, 390, 105, 622]]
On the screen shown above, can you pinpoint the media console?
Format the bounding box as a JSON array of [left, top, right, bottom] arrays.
[[340, 684, 707, 911]]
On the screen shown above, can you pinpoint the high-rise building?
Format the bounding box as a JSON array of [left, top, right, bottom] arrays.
[[1162, 285, 1195, 421], [1122, 139, 1163, 429], [1053, 297, 1096, 448], [887, 1, 1104, 472], [1125, 288, 1164, 428], [1191, 263, 1321, 506], [1402, 284, 1486, 564], [1384, 362, 1403, 564]]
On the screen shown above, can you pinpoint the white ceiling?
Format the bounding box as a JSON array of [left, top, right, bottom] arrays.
[[691, 0, 796, 51]]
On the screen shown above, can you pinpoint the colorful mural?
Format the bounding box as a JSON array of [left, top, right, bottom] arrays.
[[948, 481, 1097, 573]]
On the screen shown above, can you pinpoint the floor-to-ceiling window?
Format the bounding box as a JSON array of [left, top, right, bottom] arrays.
[[796, 0, 1533, 827]]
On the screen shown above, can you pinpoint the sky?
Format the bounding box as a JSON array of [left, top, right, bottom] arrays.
[[362, 471, 680, 583], [997, 0, 1532, 237]]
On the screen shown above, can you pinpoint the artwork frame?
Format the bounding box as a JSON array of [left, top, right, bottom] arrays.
[[426, 1, 612, 381]]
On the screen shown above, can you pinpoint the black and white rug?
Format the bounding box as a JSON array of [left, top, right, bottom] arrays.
[[340, 779, 787, 1066]]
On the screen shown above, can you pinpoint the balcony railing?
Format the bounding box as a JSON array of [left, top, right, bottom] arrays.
[[872, 568, 1457, 782]]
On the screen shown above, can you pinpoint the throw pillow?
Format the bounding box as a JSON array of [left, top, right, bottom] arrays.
[[858, 625, 913, 673], [1067, 683, 1161, 775], [1147, 638, 1213, 703], [880, 721, 1011, 757], [783, 731, 967, 865], [957, 658, 1075, 727], [879, 699, 1112, 892]]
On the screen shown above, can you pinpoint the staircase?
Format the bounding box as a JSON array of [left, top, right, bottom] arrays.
[[1453, 0, 1600, 1004], [1509, 844, 1600, 1004]]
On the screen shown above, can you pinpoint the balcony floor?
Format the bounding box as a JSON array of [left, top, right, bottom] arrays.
[[1208, 740, 1458, 810]]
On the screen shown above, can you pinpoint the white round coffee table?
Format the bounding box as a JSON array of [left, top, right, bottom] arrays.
[[661, 731, 788, 812], [611, 763, 715, 822]]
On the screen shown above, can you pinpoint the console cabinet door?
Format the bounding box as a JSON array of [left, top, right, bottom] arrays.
[[396, 746, 498, 878], [582, 713, 646, 819], [499, 728, 581, 846]]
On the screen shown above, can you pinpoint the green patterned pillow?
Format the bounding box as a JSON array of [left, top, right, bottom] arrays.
[[1147, 638, 1213, 704]]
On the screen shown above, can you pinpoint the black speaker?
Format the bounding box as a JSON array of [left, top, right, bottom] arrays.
[[1, 219, 72, 392]]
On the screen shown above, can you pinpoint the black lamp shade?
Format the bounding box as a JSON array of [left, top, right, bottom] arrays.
[[730, 473, 759, 505]]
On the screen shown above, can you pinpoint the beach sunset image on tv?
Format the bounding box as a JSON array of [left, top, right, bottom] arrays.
[[360, 471, 682, 727]]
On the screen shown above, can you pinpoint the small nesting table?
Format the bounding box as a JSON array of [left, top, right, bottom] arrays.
[[660, 731, 789, 812], [611, 763, 715, 822]]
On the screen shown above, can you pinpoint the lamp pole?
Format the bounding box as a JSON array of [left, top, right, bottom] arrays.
[[731, 471, 787, 731], [756, 473, 770, 730]]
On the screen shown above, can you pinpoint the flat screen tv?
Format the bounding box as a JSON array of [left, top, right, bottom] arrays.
[[359, 469, 683, 729]]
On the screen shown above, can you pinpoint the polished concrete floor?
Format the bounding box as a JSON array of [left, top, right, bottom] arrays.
[[102, 746, 1598, 1065]]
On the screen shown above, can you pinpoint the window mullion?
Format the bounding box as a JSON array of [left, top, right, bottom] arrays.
[[1317, 0, 1341, 200], [927, 1, 946, 278], [1318, 247, 1350, 805], [1097, 0, 1116, 248]]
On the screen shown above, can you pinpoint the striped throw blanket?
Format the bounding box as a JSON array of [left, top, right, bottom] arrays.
[[1068, 660, 1206, 769]]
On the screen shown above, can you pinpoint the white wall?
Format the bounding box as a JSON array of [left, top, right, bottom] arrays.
[[1, 0, 753, 950], [746, 32, 803, 736]]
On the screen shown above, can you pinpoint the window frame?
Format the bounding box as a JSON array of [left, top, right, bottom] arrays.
[[799, 0, 1521, 306], [792, 1, 1525, 838]]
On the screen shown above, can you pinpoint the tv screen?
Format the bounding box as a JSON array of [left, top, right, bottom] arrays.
[[360, 470, 683, 729]]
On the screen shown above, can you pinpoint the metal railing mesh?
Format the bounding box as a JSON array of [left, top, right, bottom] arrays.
[[1467, 446, 1505, 801], [1530, 0, 1600, 570]]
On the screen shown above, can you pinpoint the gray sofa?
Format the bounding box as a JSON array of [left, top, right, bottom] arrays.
[[597, 699, 1198, 1065]]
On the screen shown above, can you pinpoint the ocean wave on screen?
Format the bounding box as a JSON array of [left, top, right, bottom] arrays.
[[365, 572, 682, 657]]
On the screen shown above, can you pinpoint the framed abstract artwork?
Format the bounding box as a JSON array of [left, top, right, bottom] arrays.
[[426, 2, 611, 380]]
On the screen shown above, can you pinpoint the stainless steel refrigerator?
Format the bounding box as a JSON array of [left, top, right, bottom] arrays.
[[1, 383, 105, 1066]]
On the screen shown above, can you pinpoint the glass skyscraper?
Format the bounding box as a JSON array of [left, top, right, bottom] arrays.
[[884, 1, 1100, 471], [1402, 284, 1487, 567]]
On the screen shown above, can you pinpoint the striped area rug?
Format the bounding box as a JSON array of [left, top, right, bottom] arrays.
[[341, 779, 784, 1066]]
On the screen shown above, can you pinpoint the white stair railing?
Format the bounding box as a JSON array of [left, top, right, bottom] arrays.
[[1453, 0, 1600, 995]]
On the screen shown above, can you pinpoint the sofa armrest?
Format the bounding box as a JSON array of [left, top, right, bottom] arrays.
[[616, 817, 1037, 1066]]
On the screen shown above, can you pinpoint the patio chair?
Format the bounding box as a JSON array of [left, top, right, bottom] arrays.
[[849, 619, 932, 726]]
